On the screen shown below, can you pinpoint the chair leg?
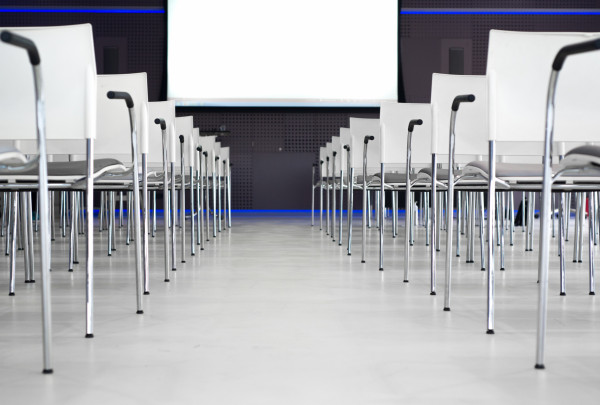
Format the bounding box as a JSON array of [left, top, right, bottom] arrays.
[[26, 192, 35, 282], [319, 179, 323, 231], [212, 171, 217, 238], [311, 168, 315, 227], [367, 190, 372, 229], [108, 193, 114, 255], [486, 140, 496, 334], [500, 192, 506, 271], [9, 192, 18, 295], [142, 155, 150, 295], [69, 191, 76, 271], [163, 161, 170, 282], [392, 191, 397, 238], [20, 192, 31, 282], [425, 192, 430, 247], [589, 191, 596, 296], [430, 154, 437, 295], [119, 191, 124, 228], [190, 167, 195, 256], [332, 168, 336, 242], [379, 164, 385, 271], [181, 179, 186, 264], [126, 191, 131, 246], [171, 163, 177, 270], [1, 192, 6, 238], [479, 192, 486, 271], [456, 192, 461, 257], [347, 169, 354, 256], [443, 179, 455, 312], [152, 190, 157, 238], [361, 185, 367, 264], [510, 191, 515, 246], [578, 192, 584, 263], [559, 192, 566, 296], [338, 170, 344, 246]]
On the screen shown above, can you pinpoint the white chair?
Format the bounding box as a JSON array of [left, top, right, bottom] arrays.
[[220, 146, 232, 229], [378, 102, 432, 280], [175, 116, 194, 263], [197, 135, 216, 240], [192, 128, 206, 251], [0, 23, 97, 374], [428, 73, 488, 312], [149, 100, 176, 281], [348, 118, 380, 263], [478, 29, 600, 368]]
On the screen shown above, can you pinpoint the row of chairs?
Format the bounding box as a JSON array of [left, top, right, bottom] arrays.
[[0, 24, 233, 373], [313, 29, 600, 370]]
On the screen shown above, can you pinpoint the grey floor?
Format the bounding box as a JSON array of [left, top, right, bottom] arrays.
[[1, 210, 599, 404]]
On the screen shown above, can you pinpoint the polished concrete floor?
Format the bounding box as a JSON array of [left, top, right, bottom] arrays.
[[1, 210, 599, 404]]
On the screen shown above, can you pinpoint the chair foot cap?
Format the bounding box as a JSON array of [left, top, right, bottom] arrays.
[[164, 279, 170, 282], [535, 364, 545, 370], [136, 310, 144, 315], [560, 292, 566, 296], [500, 268, 505, 271], [486, 329, 495, 335], [403, 280, 409, 283], [43, 369, 54, 374], [9, 292, 15, 296], [85, 333, 94, 339], [68, 269, 74, 272], [379, 268, 383, 271], [73, 261, 79, 264], [144, 291, 150, 295], [590, 292, 596, 296], [443, 307, 450, 312], [361, 260, 365, 263], [430, 291, 436, 296]]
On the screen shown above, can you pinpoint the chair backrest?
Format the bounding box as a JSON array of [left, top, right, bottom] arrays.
[[319, 146, 327, 177], [331, 137, 342, 176], [0, 24, 96, 144], [213, 142, 222, 174], [349, 117, 380, 175], [96, 72, 149, 162], [488, 30, 600, 148], [379, 102, 432, 169], [221, 146, 230, 165], [175, 116, 194, 170], [147, 100, 176, 166], [339, 127, 351, 171], [430, 73, 488, 164], [197, 135, 216, 174]]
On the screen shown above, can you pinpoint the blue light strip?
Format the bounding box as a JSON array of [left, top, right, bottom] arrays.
[[402, 8, 600, 16], [0, 7, 164, 14]]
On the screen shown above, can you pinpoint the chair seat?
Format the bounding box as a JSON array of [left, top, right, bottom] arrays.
[[0, 147, 28, 166], [373, 172, 417, 183], [355, 175, 377, 184], [464, 161, 545, 178], [0, 158, 124, 178], [418, 167, 451, 180], [561, 145, 600, 168]]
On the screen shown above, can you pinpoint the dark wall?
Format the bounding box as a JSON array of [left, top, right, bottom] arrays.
[[2, 1, 599, 209]]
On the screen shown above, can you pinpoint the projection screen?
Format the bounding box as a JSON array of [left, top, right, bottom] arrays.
[[167, 0, 398, 107]]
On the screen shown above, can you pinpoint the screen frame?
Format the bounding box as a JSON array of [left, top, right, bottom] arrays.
[[164, 0, 404, 109]]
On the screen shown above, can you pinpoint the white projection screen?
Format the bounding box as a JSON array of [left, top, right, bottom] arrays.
[[167, 0, 398, 107]]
